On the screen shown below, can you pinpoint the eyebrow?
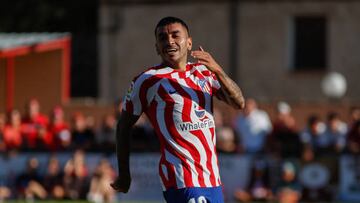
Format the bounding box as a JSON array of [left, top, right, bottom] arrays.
[[156, 30, 181, 37]]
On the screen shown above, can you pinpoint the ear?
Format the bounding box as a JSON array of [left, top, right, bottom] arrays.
[[155, 43, 160, 55], [187, 37, 192, 51]]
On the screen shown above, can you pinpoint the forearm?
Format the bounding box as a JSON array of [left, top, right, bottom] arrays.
[[115, 122, 131, 174], [214, 68, 245, 109], [115, 111, 139, 174]]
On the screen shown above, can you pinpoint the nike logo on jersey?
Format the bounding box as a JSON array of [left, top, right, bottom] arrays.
[[169, 90, 176, 94]]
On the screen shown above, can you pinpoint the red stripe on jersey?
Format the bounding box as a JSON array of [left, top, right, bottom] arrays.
[[190, 129, 217, 186], [168, 79, 192, 122], [159, 85, 206, 188], [139, 75, 161, 112], [170, 78, 211, 186], [159, 85, 196, 187], [209, 127, 216, 150], [125, 100, 133, 114], [146, 100, 178, 188]]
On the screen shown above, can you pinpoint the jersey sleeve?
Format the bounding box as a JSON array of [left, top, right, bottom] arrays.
[[122, 76, 146, 116]]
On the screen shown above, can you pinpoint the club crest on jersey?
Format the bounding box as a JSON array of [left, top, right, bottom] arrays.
[[198, 78, 210, 93]]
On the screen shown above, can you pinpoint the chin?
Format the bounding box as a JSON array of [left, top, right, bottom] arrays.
[[165, 57, 180, 64]]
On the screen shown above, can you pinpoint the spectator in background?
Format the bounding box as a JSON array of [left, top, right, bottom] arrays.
[[348, 107, 360, 129], [16, 157, 47, 201], [71, 112, 95, 150], [347, 120, 360, 154], [3, 109, 23, 151], [0, 113, 6, 153], [87, 158, 116, 203], [266, 102, 302, 158], [42, 156, 65, 200], [214, 107, 237, 153], [96, 114, 116, 153], [48, 106, 71, 151], [300, 115, 328, 156], [234, 98, 272, 154], [234, 158, 273, 202], [275, 162, 302, 203], [0, 185, 11, 203], [63, 150, 89, 200], [323, 112, 348, 154], [22, 98, 49, 151], [347, 107, 360, 154]]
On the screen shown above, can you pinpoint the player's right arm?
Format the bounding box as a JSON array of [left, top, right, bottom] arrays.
[[110, 110, 140, 193], [110, 71, 152, 193]]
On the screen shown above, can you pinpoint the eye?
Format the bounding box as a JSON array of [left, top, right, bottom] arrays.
[[157, 34, 167, 41]]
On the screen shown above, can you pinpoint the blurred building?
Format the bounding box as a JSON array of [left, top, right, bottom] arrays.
[[0, 33, 71, 113], [98, 0, 360, 104]]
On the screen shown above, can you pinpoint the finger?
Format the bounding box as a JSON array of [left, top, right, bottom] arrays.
[[191, 50, 203, 56], [110, 183, 126, 192], [191, 51, 207, 58], [110, 183, 119, 190]]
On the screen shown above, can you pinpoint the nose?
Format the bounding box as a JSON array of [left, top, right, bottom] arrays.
[[165, 36, 175, 45]]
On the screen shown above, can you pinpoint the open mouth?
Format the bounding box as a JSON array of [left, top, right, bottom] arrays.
[[164, 47, 178, 55]]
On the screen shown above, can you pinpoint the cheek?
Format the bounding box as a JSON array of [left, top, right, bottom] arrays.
[[178, 38, 186, 45]]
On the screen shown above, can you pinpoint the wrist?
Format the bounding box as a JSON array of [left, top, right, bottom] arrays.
[[213, 66, 224, 76]]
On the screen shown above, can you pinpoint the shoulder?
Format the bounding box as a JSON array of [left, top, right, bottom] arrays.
[[132, 65, 170, 89], [132, 65, 161, 83], [133, 65, 159, 80]]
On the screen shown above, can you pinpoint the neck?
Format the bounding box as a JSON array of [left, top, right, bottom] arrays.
[[162, 60, 187, 71]]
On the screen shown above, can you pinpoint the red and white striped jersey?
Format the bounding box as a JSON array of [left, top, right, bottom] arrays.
[[123, 63, 222, 190]]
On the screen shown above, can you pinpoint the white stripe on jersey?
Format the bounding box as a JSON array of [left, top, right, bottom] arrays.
[[161, 164, 168, 181], [124, 63, 222, 190], [173, 77, 213, 187], [185, 70, 221, 185], [165, 149, 185, 188], [155, 89, 200, 188], [124, 69, 156, 115], [146, 81, 160, 105]]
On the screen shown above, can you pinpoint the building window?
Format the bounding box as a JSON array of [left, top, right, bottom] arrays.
[[292, 16, 327, 70]]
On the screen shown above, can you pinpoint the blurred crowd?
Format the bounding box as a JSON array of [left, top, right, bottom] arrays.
[[0, 150, 116, 203], [217, 98, 360, 203], [216, 98, 360, 157], [0, 98, 359, 202], [0, 98, 119, 154]]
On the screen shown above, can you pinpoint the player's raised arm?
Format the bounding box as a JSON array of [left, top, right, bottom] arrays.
[[110, 110, 140, 193], [191, 46, 245, 109]]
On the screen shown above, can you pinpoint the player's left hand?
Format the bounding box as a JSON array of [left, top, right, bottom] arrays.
[[110, 173, 131, 193], [191, 46, 222, 74]]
